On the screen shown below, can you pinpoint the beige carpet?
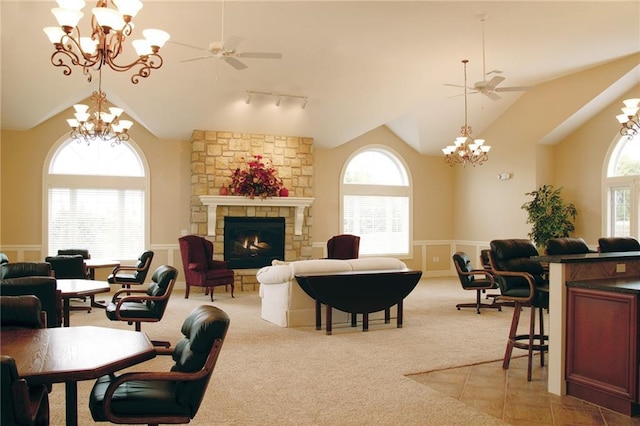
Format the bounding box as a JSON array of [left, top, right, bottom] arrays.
[[48, 277, 520, 425]]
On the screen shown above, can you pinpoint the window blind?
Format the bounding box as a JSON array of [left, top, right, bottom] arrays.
[[48, 187, 144, 259]]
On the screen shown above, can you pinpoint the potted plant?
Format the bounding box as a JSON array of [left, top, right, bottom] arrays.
[[521, 184, 578, 250]]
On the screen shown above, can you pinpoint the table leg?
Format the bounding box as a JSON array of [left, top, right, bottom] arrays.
[[326, 305, 332, 335], [397, 300, 403, 328], [315, 299, 321, 330], [384, 307, 390, 324], [362, 313, 369, 332], [65, 381, 78, 426], [63, 298, 70, 327], [351, 313, 357, 327]]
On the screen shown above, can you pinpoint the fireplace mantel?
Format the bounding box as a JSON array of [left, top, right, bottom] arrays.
[[199, 196, 314, 236]]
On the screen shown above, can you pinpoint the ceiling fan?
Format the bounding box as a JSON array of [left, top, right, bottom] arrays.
[[445, 15, 530, 101], [171, 0, 282, 71], [172, 35, 283, 71]]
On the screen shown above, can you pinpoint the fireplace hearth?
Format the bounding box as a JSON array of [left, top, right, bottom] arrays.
[[224, 217, 285, 269]]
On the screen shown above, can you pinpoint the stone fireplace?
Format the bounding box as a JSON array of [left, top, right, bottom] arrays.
[[188, 130, 314, 291]]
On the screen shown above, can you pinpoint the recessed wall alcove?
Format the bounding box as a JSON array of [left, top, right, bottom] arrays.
[[188, 130, 314, 291]]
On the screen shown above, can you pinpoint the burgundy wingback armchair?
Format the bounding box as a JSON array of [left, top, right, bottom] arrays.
[[326, 234, 360, 260], [178, 235, 235, 301]]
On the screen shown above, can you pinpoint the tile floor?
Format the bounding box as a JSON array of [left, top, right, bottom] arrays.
[[408, 355, 640, 425]]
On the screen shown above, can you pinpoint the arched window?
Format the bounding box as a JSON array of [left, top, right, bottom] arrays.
[[341, 146, 412, 256], [603, 133, 640, 238], [45, 139, 149, 259]]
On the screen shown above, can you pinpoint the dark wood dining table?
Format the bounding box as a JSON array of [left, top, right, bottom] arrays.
[[57, 279, 110, 326], [1, 326, 156, 426], [84, 258, 120, 280]]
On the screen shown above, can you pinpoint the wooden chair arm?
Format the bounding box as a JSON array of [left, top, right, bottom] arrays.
[[11, 379, 47, 425], [455, 266, 495, 289], [112, 292, 170, 321], [101, 339, 223, 424], [110, 265, 139, 274], [111, 288, 146, 302], [490, 269, 537, 303]]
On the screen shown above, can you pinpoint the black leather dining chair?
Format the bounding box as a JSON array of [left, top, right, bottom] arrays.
[[452, 251, 501, 314], [105, 265, 178, 349], [1, 355, 50, 426], [89, 305, 230, 425], [107, 250, 154, 289]]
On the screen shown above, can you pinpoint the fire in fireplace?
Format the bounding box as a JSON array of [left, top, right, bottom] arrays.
[[223, 217, 285, 269]]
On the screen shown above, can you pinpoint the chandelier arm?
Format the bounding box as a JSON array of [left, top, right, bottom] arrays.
[[45, 1, 168, 83], [620, 118, 639, 138]]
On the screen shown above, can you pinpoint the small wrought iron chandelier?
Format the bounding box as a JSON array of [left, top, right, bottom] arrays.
[[43, 0, 170, 84], [616, 98, 640, 139], [442, 60, 491, 167], [67, 68, 133, 145]]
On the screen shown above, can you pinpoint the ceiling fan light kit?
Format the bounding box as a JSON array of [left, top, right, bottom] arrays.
[[616, 98, 640, 139], [442, 60, 491, 167], [43, 0, 170, 84], [245, 91, 308, 109]]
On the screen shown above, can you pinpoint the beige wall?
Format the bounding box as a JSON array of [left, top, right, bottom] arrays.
[[453, 53, 640, 246], [1, 53, 639, 276]]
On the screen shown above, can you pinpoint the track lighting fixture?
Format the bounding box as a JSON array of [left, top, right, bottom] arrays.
[[244, 91, 308, 109]]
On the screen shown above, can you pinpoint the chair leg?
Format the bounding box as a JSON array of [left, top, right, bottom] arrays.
[[230, 283, 235, 298], [185, 284, 190, 299], [503, 302, 548, 381], [503, 302, 521, 370], [527, 303, 536, 381], [456, 289, 501, 313], [538, 306, 545, 367]]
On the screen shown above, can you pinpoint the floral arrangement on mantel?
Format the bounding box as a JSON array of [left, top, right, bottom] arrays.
[[225, 155, 288, 199]]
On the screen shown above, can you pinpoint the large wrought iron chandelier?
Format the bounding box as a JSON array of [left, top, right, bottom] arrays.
[[66, 68, 133, 145], [442, 60, 491, 167], [616, 98, 640, 139], [43, 0, 170, 84]]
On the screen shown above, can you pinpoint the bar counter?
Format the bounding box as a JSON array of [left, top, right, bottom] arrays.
[[537, 251, 640, 416]]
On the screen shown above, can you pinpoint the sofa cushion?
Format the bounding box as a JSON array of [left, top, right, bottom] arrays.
[[289, 259, 353, 275], [348, 257, 407, 271], [256, 265, 293, 285]]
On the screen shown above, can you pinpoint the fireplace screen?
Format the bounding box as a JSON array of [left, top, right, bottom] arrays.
[[223, 217, 285, 269]]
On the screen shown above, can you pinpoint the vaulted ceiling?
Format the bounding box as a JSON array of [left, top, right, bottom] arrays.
[[2, 1, 639, 155]]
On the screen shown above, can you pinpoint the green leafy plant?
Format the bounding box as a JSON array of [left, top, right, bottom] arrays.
[[521, 184, 578, 249]]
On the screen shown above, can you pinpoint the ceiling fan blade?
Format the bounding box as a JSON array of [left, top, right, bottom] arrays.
[[236, 52, 283, 59], [495, 86, 531, 92], [180, 55, 214, 63], [223, 35, 244, 51], [225, 56, 248, 70], [168, 40, 209, 52], [485, 75, 506, 90], [484, 91, 502, 101], [444, 83, 474, 90]]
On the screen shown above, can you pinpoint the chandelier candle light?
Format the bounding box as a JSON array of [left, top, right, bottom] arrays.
[[43, 0, 170, 84], [616, 98, 640, 139], [442, 60, 491, 167], [66, 68, 133, 145]]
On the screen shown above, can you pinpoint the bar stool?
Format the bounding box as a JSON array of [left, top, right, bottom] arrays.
[[488, 239, 549, 381]]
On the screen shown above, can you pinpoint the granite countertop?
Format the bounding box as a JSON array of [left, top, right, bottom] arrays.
[[533, 251, 640, 263], [567, 277, 640, 294]]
